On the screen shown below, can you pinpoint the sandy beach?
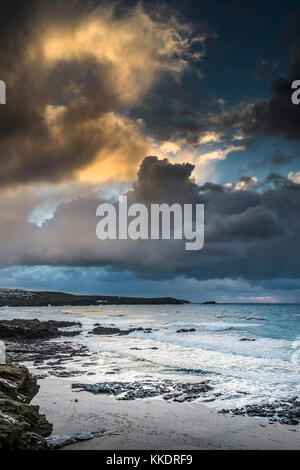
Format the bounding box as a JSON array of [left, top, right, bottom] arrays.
[[31, 377, 300, 450]]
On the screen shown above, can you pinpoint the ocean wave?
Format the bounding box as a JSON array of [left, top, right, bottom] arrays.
[[204, 325, 234, 331]]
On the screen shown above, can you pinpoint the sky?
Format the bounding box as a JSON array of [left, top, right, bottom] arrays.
[[1, 0, 300, 302]]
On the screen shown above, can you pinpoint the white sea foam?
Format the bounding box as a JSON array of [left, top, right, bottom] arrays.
[[1, 303, 299, 409]]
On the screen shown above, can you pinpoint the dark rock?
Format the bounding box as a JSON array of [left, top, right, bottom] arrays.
[[0, 319, 81, 341], [46, 430, 115, 449], [48, 370, 84, 378], [89, 325, 153, 336], [90, 326, 123, 335], [5, 338, 92, 379], [239, 338, 256, 342], [34, 374, 48, 380], [0, 363, 39, 403], [219, 398, 300, 425], [176, 328, 196, 333], [203, 301, 216, 304], [0, 363, 52, 449], [6, 340, 90, 364], [72, 379, 213, 402]]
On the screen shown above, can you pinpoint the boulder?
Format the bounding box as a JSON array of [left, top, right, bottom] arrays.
[[0, 363, 52, 449]]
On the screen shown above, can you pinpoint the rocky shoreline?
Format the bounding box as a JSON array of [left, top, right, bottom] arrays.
[[72, 379, 213, 401], [0, 362, 52, 449], [219, 398, 300, 426], [2, 319, 95, 380], [0, 317, 298, 451], [0, 319, 118, 449]]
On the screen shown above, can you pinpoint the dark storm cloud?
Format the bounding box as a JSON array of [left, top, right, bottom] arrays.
[[0, 156, 299, 282], [134, 77, 209, 145], [0, 0, 109, 185], [213, 40, 300, 143], [129, 156, 201, 204], [246, 150, 296, 169], [137, 38, 300, 148], [0, 0, 201, 185]]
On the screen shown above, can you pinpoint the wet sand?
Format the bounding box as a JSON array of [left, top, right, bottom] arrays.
[[32, 377, 300, 450]]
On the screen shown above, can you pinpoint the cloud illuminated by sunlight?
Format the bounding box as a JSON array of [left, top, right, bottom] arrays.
[[41, 3, 202, 105]]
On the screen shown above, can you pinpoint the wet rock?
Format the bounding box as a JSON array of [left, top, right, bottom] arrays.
[[72, 379, 213, 402], [46, 430, 115, 449], [176, 328, 196, 333], [239, 338, 256, 342], [219, 397, 300, 425], [6, 340, 90, 364], [0, 363, 39, 403], [48, 370, 85, 378], [34, 374, 48, 380], [90, 326, 123, 335], [0, 319, 81, 341], [173, 395, 186, 402], [0, 363, 52, 449], [5, 339, 92, 378], [89, 325, 153, 336]]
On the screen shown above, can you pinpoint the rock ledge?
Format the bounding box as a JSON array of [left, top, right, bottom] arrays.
[[0, 362, 52, 449]]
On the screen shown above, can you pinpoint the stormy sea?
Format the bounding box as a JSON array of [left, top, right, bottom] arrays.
[[1, 303, 299, 424]]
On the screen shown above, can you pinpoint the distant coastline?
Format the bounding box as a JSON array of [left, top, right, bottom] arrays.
[[0, 288, 189, 306]]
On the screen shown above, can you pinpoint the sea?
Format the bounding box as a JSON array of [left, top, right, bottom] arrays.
[[1, 303, 299, 409]]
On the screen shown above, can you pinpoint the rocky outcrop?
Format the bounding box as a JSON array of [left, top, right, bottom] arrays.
[[0, 318, 92, 382], [0, 362, 52, 449], [219, 397, 300, 425], [89, 325, 153, 336], [5, 339, 92, 380], [46, 430, 116, 449], [0, 319, 81, 341], [72, 379, 213, 401], [176, 328, 196, 333]]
